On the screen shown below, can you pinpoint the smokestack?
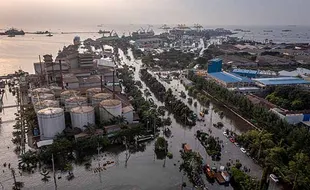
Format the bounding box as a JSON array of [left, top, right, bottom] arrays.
[[59, 60, 64, 89]]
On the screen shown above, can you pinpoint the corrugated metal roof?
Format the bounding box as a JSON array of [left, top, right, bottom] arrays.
[[208, 72, 252, 83], [232, 69, 258, 75], [253, 77, 310, 85]]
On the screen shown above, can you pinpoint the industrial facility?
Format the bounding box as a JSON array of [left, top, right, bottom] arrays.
[[28, 36, 137, 145]]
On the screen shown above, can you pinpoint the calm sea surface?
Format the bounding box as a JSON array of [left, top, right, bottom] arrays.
[[1, 24, 310, 75]]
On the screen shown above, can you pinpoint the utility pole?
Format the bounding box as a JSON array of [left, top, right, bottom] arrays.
[[52, 154, 57, 190], [100, 75, 103, 93], [11, 169, 17, 190]]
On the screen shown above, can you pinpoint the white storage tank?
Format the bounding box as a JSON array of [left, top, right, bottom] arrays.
[[34, 100, 59, 113], [64, 96, 88, 112], [32, 93, 55, 104], [86, 88, 105, 102], [70, 106, 95, 130], [91, 93, 112, 107], [60, 90, 79, 104], [37, 107, 65, 140], [50, 86, 63, 98], [31, 88, 53, 95], [99, 99, 122, 122]]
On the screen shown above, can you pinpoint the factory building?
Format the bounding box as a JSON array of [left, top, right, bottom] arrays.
[[207, 71, 255, 88], [253, 77, 310, 88]]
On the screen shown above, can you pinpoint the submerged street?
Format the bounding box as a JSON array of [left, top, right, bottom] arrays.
[[0, 48, 262, 190]]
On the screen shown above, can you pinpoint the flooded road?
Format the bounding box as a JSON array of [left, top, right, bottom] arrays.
[[0, 48, 262, 190]]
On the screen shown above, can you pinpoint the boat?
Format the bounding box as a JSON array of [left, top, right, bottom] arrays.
[[282, 29, 292, 32], [46, 33, 53, 37], [98, 30, 110, 34], [263, 30, 273, 32]]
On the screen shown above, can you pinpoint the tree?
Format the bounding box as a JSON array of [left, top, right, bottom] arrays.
[[155, 137, 168, 152]]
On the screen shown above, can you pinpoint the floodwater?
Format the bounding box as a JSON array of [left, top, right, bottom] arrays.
[[0, 48, 263, 190]]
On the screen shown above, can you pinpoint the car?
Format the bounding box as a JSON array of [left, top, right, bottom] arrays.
[[240, 147, 247, 153], [270, 174, 279, 183], [229, 138, 235, 143], [223, 131, 228, 137], [234, 142, 239, 147]]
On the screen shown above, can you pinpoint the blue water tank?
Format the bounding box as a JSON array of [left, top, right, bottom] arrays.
[[73, 36, 81, 45], [33, 128, 39, 137], [207, 58, 222, 73]]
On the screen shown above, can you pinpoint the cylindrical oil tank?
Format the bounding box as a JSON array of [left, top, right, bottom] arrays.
[[60, 90, 79, 104], [86, 88, 107, 102], [70, 106, 95, 130], [64, 96, 88, 112], [34, 100, 59, 113], [99, 99, 122, 122], [50, 86, 63, 98], [91, 93, 112, 107], [31, 88, 53, 95], [31, 93, 55, 104], [37, 107, 65, 140]]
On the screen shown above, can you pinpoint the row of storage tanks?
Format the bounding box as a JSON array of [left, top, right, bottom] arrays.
[[31, 87, 128, 140]]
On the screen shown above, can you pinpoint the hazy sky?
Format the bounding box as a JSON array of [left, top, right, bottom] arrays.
[[1, 0, 310, 28]]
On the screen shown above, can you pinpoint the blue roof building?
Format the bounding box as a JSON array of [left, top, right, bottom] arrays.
[[207, 71, 254, 88], [232, 69, 258, 78], [253, 77, 310, 87]]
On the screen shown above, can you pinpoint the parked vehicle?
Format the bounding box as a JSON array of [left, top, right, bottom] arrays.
[[270, 174, 279, 183], [240, 147, 247, 153]]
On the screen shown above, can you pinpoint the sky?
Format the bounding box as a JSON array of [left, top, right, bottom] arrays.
[[1, 0, 310, 29]]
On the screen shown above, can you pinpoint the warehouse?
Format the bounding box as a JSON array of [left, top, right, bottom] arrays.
[[207, 71, 254, 88], [253, 77, 310, 88]]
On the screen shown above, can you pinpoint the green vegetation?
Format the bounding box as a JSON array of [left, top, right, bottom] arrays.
[[141, 49, 195, 69], [179, 151, 204, 187], [230, 167, 259, 190], [188, 70, 310, 189], [140, 68, 195, 126], [196, 130, 221, 160], [155, 137, 168, 152], [187, 85, 210, 107], [266, 86, 310, 110]]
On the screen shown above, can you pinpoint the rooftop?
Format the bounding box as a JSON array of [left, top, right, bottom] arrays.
[[100, 99, 121, 107], [208, 72, 252, 83], [253, 77, 310, 86], [122, 106, 134, 113], [210, 58, 222, 62], [37, 107, 64, 115], [71, 106, 94, 113], [232, 68, 258, 75]]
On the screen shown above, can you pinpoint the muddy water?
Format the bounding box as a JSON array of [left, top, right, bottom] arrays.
[[0, 48, 261, 190]]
